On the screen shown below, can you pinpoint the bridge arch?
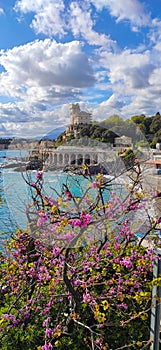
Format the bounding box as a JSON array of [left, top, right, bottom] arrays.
[[71, 153, 76, 165], [77, 154, 83, 165], [85, 154, 90, 165], [93, 154, 98, 164]]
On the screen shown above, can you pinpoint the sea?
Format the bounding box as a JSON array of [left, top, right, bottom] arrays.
[[1, 149, 155, 249], [0, 149, 94, 240]]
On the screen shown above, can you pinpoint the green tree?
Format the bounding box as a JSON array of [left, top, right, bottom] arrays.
[[131, 115, 146, 124], [150, 114, 161, 134], [152, 129, 161, 144], [143, 117, 153, 134]]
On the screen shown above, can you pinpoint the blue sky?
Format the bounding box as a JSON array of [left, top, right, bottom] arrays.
[[0, 0, 161, 138]]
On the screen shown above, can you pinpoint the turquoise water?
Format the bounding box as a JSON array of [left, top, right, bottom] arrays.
[[0, 150, 95, 236], [0, 150, 26, 236], [1, 150, 149, 248]]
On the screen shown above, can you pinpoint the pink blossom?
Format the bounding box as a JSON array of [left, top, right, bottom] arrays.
[[130, 203, 144, 210], [3, 314, 18, 327], [83, 293, 91, 303], [109, 287, 116, 295], [44, 196, 57, 206], [64, 190, 72, 200], [74, 279, 82, 286], [37, 212, 49, 227], [121, 257, 133, 269], [69, 212, 92, 228], [45, 328, 53, 338], [117, 303, 128, 310], [58, 231, 76, 241], [92, 181, 99, 188], [42, 342, 53, 350], [51, 247, 61, 257], [42, 317, 51, 327], [36, 171, 43, 180], [114, 243, 120, 250], [42, 307, 50, 315]]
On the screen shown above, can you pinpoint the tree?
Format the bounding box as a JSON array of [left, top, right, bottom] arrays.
[[131, 115, 146, 125], [0, 164, 160, 350], [152, 129, 161, 144], [150, 114, 161, 134], [143, 117, 153, 134]]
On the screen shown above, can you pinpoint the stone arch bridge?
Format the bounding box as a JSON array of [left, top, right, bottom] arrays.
[[45, 146, 110, 167]]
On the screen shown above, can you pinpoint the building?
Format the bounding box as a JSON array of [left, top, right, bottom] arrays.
[[69, 103, 91, 125], [65, 103, 92, 139], [114, 135, 133, 150]]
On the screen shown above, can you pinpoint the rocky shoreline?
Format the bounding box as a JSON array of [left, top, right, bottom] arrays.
[[0, 161, 109, 175]]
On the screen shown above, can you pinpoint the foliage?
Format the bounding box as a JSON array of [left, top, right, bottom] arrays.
[[151, 129, 161, 144], [40, 111, 161, 148], [130, 115, 146, 125], [118, 149, 136, 169], [0, 166, 160, 350], [130, 112, 161, 145], [150, 115, 161, 134], [71, 124, 118, 145]]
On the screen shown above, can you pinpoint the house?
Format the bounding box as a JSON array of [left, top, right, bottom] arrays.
[[114, 135, 133, 150]]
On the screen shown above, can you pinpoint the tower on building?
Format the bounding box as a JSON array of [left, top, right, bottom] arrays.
[[65, 103, 92, 139]]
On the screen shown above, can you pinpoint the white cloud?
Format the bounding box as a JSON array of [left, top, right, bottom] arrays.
[[15, 0, 66, 37], [0, 39, 96, 138], [0, 39, 95, 98], [90, 42, 161, 120], [16, 0, 149, 31], [0, 102, 70, 138], [90, 0, 150, 27], [93, 94, 126, 120], [15, 0, 116, 48], [1, 0, 160, 139], [0, 8, 4, 15], [98, 48, 155, 90], [69, 1, 116, 48]]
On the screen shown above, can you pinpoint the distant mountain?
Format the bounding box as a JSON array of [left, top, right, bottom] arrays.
[[42, 126, 66, 140]]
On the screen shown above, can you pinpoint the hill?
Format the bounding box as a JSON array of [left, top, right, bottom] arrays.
[[56, 112, 161, 148]]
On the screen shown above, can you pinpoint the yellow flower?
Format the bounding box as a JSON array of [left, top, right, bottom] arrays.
[[55, 340, 61, 347], [140, 313, 148, 320], [54, 328, 62, 337], [94, 304, 106, 323], [102, 300, 110, 311], [136, 341, 142, 347], [82, 164, 88, 170], [48, 278, 56, 288], [96, 173, 103, 182], [51, 205, 58, 214], [95, 303, 99, 311], [61, 218, 69, 226], [28, 262, 34, 268], [96, 313, 106, 323], [0, 318, 4, 325], [57, 197, 63, 206]]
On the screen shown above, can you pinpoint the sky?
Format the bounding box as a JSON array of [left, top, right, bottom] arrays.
[[0, 0, 161, 138]]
